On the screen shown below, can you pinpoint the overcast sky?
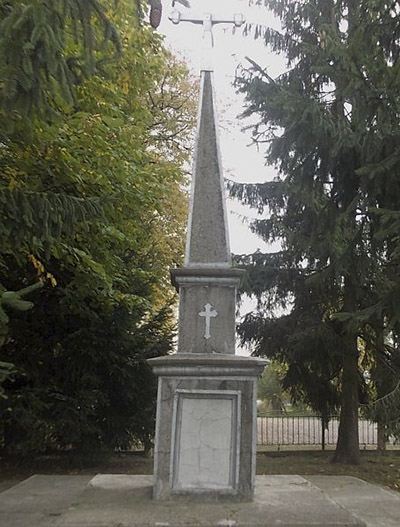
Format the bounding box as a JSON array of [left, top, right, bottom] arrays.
[[159, 0, 286, 255]]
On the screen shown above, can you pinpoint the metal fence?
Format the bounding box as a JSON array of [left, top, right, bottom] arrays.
[[257, 415, 384, 448]]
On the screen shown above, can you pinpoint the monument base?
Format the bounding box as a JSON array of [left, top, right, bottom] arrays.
[[148, 354, 266, 501]]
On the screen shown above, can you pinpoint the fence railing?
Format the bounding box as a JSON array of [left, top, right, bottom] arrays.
[[257, 415, 387, 448]]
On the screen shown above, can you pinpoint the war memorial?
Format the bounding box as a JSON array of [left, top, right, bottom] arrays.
[[0, 5, 400, 527]]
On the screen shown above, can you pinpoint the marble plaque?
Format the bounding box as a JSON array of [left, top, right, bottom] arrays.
[[172, 391, 240, 491]]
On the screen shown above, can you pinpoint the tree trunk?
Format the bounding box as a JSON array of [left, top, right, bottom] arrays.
[[375, 324, 388, 452], [332, 332, 361, 464], [331, 1, 362, 466], [333, 276, 361, 465]]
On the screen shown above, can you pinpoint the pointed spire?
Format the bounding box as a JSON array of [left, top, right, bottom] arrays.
[[185, 71, 231, 268]]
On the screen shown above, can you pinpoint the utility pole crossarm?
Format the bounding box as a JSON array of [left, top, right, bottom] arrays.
[[168, 9, 245, 70], [169, 10, 245, 26]]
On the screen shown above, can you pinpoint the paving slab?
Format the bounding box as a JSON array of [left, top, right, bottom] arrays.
[[0, 474, 399, 527], [0, 475, 93, 527], [305, 475, 400, 527]]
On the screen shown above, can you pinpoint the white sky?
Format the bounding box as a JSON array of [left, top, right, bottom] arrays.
[[159, 0, 285, 255], [159, 0, 285, 353]]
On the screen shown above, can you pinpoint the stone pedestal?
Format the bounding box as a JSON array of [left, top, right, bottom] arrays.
[[148, 354, 266, 501]]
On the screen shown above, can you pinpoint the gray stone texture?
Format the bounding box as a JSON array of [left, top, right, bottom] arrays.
[[306, 476, 400, 527], [148, 354, 265, 501], [171, 268, 244, 355], [149, 54, 263, 502], [177, 283, 235, 354], [186, 71, 230, 266], [173, 394, 237, 490], [2, 474, 400, 526], [0, 475, 93, 527]]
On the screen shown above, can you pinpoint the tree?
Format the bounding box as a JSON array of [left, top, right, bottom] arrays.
[[0, 0, 197, 455], [0, 0, 124, 120], [362, 330, 400, 448], [237, 252, 342, 428], [232, 0, 400, 464], [258, 362, 288, 414], [0, 0, 194, 261], [0, 282, 43, 397]]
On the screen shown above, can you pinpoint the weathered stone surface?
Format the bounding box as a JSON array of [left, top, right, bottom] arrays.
[[4, 474, 399, 526], [149, 67, 260, 502], [186, 71, 230, 267], [170, 268, 244, 354], [149, 354, 266, 501], [0, 475, 93, 527], [148, 353, 267, 377], [149, 61, 264, 502], [170, 269, 244, 355], [306, 476, 400, 527], [174, 396, 234, 489]]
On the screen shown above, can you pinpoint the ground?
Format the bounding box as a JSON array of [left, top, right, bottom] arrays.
[[257, 449, 400, 492], [1, 449, 399, 494]]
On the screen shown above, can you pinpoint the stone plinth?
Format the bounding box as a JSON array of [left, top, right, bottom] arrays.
[[148, 354, 266, 501], [171, 268, 245, 355]]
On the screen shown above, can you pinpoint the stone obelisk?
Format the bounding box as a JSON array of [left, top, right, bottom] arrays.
[[148, 7, 266, 501]]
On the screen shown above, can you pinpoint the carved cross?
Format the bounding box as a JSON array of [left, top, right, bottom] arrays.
[[199, 303, 218, 340], [169, 8, 245, 70]]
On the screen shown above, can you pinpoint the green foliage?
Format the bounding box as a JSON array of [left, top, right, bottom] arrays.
[[0, 0, 124, 119], [258, 362, 289, 414], [0, 0, 197, 455], [363, 382, 400, 439], [361, 331, 400, 440], [0, 188, 104, 255], [236, 254, 343, 421], [0, 281, 43, 397], [233, 0, 400, 461]]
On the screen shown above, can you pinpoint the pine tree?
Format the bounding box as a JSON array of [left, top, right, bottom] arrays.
[[232, 0, 400, 463], [0, 0, 126, 119]]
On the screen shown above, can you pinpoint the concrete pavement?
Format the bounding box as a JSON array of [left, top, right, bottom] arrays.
[[1, 474, 399, 526]]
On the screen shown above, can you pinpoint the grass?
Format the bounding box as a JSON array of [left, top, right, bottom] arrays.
[[256, 450, 400, 492], [0, 449, 399, 493]]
